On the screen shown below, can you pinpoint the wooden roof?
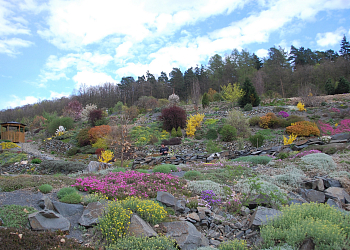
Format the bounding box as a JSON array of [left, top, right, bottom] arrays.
[[0, 121, 26, 127]]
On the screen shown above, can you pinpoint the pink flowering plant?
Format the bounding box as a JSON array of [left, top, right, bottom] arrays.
[[72, 171, 187, 200], [278, 111, 289, 118], [318, 119, 350, 135], [292, 149, 322, 159]]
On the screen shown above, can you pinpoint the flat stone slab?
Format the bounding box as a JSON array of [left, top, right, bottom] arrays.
[[28, 210, 70, 231], [325, 187, 350, 204], [249, 206, 282, 227], [127, 214, 158, 237]]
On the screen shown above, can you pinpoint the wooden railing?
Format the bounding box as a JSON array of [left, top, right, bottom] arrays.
[[1, 131, 25, 143]]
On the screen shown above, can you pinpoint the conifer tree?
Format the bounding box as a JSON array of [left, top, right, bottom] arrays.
[[202, 93, 210, 108], [238, 78, 260, 107], [335, 76, 350, 94]]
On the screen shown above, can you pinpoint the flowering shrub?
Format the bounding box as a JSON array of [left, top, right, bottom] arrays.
[[283, 134, 297, 145], [297, 102, 306, 111], [81, 103, 97, 121], [218, 239, 248, 250], [55, 125, 65, 137], [277, 111, 289, 118], [286, 121, 320, 137], [186, 113, 205, 137], [120, 197, 167, 225], [88, 125, 111, 144], [99, 150, 114, 163], [63, 100, 83, 121], [318, 119, 350, 135], [259, 113, 279, 129], [168, 93, 180, 106], [0, 142, 20, 149], [330, 107, 340, 113], [72, 171, 186, 200], [201, 190, 221, 207], [130, 125, 169, 147], [292, 149, 322, 159], [97, 201, 132, 245], [109, 236, 177, 250]]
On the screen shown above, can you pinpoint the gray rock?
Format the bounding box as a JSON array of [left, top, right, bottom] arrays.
[[299, 189, 325, 203], [175, 199, 186, 212], [323, 178, 342, 188], [38, 196, 54, 210], [78, 201, 107, 226], [53, 201, 84, 217], [156, 191, 176, 207], [87, 161, 112, 172], [249, 206, 282, 227], [326, 199, 342, 209], [28, 210, 70, 231], [235, 230, 244, 238], [161, 221, 202, 250], [187, 212, 200, 222], [209, 239, 221, 246], [325, 187, 350, 203], [240, 206, 250, 216], [127, 214, 158, 237], [299, 238, 315, 250], [331, 133, 350, 141], [200, 234, 209, 247]]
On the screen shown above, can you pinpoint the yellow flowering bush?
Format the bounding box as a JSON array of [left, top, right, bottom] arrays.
[[185, 113, 205, 137], [99, 150, 114, 163], [108, 236, 177, 250], [0, 142, 20, 150], [97, 201, 132, 245], [260, 203, 350, 249], [283, 134, 297, 145], [92, 137, 108, 150], [297, 102, 306, 111], [120, 197, 167, 225]]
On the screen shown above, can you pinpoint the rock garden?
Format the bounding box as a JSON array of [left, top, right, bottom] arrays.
[[1, 94, 350, 250]]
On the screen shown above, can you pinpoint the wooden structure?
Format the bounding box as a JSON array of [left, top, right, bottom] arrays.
[[0, 122, 26, 143]]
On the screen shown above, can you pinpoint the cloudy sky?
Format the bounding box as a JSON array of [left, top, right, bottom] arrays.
[[1, 0, 350, 110]]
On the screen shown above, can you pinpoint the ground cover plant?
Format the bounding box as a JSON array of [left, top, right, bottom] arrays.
[[152, 164, 178, 173], [0, 151, 27, 165], [106, 236, 177, 250], [232, 155, 272, 165], [0, 205, 36, 228], [318, 119, 350, 135], [260, 203, 350, 249], [73, 171, 187, 199], [130, 123, 169, 146], [38, 184, 53, 193]]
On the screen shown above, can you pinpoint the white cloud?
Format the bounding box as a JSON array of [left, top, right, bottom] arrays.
[[255, 48, 269, 59], [316, 27, 346, 47], [49, 91, 70, 99], [6, 95, 38, 108], [115, 41, 133, 58], [0, 38, 33, 56], [73, 70, 117, 88]]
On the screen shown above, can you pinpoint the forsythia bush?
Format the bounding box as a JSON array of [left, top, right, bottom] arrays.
[[297, 102, 306, 111], [283, 134, 297, 145], [286, 121, 320, 137], [99, 150, 114, 163], [0, 142, 20, 149], [186, 113, 205, 137], [88, 125, 111, 144]]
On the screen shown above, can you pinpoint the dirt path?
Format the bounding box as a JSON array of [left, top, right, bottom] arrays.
[[18, 142, 61, 161]]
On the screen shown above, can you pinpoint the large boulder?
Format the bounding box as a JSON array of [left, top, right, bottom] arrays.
[[249, 206, 282, 227], [299, 189, 325, 203], [161, 221, 202, 250], [325, 187, 350, 204], [156, 191, 176, 207], [53, 201, 84, 217], [78, 201, 107, 227], [127, 214, 158, 237], [28, 209, 70, 231], [87, 161, 112, 172]]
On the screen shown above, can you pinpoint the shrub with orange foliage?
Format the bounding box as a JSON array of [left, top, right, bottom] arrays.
[[88, 125, 111, 144], [286, 121, 320, 137], [259, 113, 279, 129]]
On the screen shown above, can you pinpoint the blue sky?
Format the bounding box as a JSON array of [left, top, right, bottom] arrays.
[[1, 0, 350, 110]]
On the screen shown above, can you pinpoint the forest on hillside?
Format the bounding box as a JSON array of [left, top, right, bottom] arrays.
[[1, 36, 350, 124]]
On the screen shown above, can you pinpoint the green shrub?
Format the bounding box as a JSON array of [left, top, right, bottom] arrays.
[[226, 109, 251, 137], [59, 192, 82, 204], [233, 155, 272, 165], [57, 187, 77, 199], [260, 203, 350, 249], [237, 137, 245, 150], [47, 117, 74, 135], [77, 128, 91, 147], [38, 160, 86, 174], [206, 140, 222, 153], [38, 184, 53, 194], [300, 153, 337, 172], [206, 128, 218, 140], [184, 170, 202, 180], [112, 167, 126, 173], [107, 236, 177, 250], [136, 169, 149, 173], [0, 205, 36, 228], [171, 127, 177, 137], [249, 134, 265, 147], [277, 152, 289, 160], [31, 158, 42, 164], [97, 201, 132, 245], [243, 103, 253, 111], [249, 116, 261, 126], [82, 192, 108, 205], [187, 180, 224, 197], [153, 165, 171, 174], [79, 145, 96, 154], [176, 126, 182, 137], [218, 239, 248, 250], [66, 147, 79, 156], [120, 197, 167, 225], [220, 124, 237, 142]]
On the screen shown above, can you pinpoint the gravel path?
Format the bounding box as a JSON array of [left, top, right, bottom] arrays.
[[18, 142, 61, 161]]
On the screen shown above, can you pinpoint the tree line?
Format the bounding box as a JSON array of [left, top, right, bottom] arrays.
[[1, 35, 350, 124]]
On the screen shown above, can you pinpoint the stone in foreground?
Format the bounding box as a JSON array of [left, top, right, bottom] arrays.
[[28, 209, 70, 231]]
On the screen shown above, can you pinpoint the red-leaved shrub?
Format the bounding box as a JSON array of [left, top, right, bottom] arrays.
[[88, 125, 111, 144], [159, 106, 187, 131], [89, 109, 103, 126]]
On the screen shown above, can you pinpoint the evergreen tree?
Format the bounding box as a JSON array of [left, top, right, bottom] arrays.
[[238, 78, 260, 107], [335, 76, 350, 94], [325, 78, 335, 95], [339, 35, 350, 60], [171, 127, 177, 137], [177, 126, 182, 137], [202, 93, 210, 108]]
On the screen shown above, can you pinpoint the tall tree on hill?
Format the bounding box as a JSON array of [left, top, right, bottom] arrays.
[[238, 78, 260, 107], [339, 35, 350, 60], [170, 68, 185, 100], [208, 54, 224, 90]]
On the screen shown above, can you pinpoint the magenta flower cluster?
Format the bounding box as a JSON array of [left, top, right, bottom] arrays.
[[292, 149, 322, 159], [72, 171, 186, 200], [318, 119, 350, 135], [330, 108, 340, 113], [278, 111, 290, 118]]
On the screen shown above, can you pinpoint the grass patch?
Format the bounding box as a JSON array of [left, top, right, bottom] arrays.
[[232, 155, 272, 165]]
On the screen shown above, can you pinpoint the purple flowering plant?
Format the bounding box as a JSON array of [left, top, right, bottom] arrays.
[[278, 111, 289, 118], [292, 149, 322, 159], [200, 190, 222, 207]]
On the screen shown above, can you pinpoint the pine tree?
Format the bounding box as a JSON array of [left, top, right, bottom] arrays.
[[339, 35, 350, 60], [335, 76, 350, 94], [171, 127, 177, 137], [325, 78, 335, 95], [202, 93, 209, 108], [238, 78, 260, 107], [177, 126, 182, 137]]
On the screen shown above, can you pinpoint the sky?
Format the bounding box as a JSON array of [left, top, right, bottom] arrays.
[[1, 0, 350, 111]]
